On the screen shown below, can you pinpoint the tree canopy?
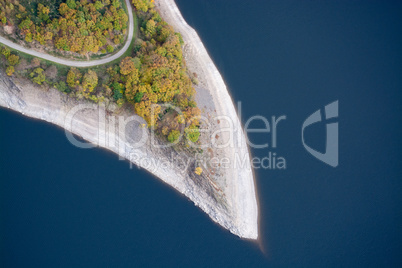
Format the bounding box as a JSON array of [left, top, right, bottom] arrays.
[[1, 0, 128, 56], [1, 0, 202, 145]]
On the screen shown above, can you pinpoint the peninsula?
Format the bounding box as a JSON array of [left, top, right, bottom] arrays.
[[0, 0, 259, 239]]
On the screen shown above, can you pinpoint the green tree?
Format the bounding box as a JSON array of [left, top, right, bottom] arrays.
[[168, 130, 181, 143], [19, 18, 32, 30], [37, 4, 50, 22], [185, 125, 200, 143], [112, 82, 124, 100], [66, 0, 77, 9], [134, 92, 144, 103], [55, 81, 68, 92], [94, 1, 104, 10], [132, 57, 141, 69], [132, 0, 152, 12], [106, 45, 114, 53], [1, 47, 10, 57], [112, 0, 120, 8], [7, 54, 19, 66], [30, 68, 46, 85], [145, 19, 156, 36]]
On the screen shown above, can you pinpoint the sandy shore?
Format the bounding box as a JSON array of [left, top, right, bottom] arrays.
[[0, 0, 258, 239]]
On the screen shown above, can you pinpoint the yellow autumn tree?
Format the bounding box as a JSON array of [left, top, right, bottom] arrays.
[[67, 68, 82, 88], [119, 57, 135, 75], [195, 167, 202, 175], [6, 66, 15, 76], [82, 70, 98, 93]]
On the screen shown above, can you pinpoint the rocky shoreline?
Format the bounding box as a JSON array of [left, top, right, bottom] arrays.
[[0, 0, 258, 239]]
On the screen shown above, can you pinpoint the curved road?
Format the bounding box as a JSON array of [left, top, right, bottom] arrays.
[[0, 0, 134, 67]]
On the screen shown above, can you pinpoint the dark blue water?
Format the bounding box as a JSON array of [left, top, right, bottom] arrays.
[[1, 0, 402, 266]]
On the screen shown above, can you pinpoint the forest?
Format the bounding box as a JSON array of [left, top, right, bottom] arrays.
[[0, 0, 201, 145], [0, 0, 128, 55]]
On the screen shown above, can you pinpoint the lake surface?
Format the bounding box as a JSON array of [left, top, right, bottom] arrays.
[[1, 0, 402, 266]]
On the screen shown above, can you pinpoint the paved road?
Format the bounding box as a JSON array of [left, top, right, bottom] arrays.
[[0, 0, 134, 67]]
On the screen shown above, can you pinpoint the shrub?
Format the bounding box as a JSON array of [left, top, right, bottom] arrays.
[[55, 81, 68, 92], [6, 66, 15, 76], [1, 47, 10, 57], [7, 54, 20, 66], [185, 125, 200, 143], [30, 68, 46, 85], [106, 45, 114, 53], [66, 68, 82, 88], [195, 167, 202, 175], [168, 130, 180, 143]]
